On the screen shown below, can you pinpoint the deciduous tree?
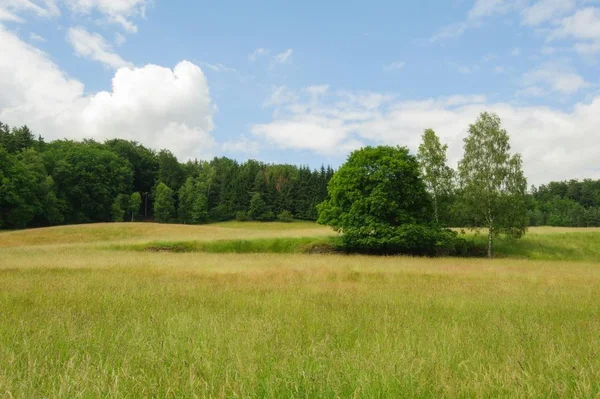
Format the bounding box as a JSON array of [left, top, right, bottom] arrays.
[[458, 112, 528, 258]]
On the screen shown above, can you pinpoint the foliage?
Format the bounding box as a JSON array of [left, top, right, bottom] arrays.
[[235, 211, 249, 222], [248, 193, 275, 221], [528, 180, 600, 227], [417, 129, 455, 225], [154, 183, 175, 223], [318, 146, 469, 255], [129, 192, 142, 222], [457, 112, 528, 258], [111, 195, 128, 222], [277, 210, 294, 223], [0, 120, 334, 230]]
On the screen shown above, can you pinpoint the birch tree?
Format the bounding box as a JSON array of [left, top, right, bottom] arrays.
[[458, 112, 528, 258], [417, 129, 454, 225]]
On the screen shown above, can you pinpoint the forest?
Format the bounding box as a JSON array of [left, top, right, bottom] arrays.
[[0, 122, 333, 229], [1, 119, 599, 230]]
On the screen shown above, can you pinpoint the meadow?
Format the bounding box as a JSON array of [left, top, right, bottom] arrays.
[[1, 222, 600, 397]]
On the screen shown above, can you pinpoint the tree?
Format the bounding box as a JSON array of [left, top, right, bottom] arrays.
[[317, 146, 456, 255], [129, 192, 142, 222], [177, 178, 196, 224], [457, 112, 528, 258], [111, 195, 128, 222], [417, 129, 454, 225], [154, 182, 175, 223], [157, 150, 185, 191], [248, 192, 274, 221]]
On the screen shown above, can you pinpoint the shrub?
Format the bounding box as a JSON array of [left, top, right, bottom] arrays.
[[236, 211, 249, 222], [277, 210, 294, 223]]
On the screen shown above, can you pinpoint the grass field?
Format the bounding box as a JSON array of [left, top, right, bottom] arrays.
[[1, 223, 600, 397]]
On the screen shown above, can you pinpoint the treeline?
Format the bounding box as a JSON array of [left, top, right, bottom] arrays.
[[0, 121, 333, 229], [528, 180, 600, 227], [428, 181, 600, 229]]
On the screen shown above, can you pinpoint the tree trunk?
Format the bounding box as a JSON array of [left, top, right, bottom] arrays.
[[433, 195, 439, 225], [487, 225, 494, 259]]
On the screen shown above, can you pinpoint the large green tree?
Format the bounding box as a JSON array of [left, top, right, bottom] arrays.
[[317, 146, 444, 254], [458, 112, 528, 258], [417, 129, 454, 225]]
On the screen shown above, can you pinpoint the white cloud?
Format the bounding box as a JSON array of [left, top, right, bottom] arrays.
[[383, 61, 406, 72], [200, 62, 237, 73], [516, 86, 546, 97], [29, 32, 46, 42], [0, 0, 148, 32], [521, 0, 576, 26], [115, 32, 125, 46], [222, 136, 260, 154], [574, 41, 600, 54], [0, 7, 23, 21], [274, 48, 293, 64], [510, 47, 521, 56], [252, 85, 600, 184], [430, 0, 520, 42], [263, 85, 297, 108], [468, 0, 514, 19], [429, 21, 469, 43], [67, 26, 133, 69], [248, 48, 269, 61], [524, 64, 588, 94], [63, 0, 147, 32], [550, 7, 600, 41], [549, 7, 600, 54], [0, 25, 216, 160], [0, 0, 60, 18]]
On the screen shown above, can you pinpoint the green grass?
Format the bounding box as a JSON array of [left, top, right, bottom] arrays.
[[114, 236, 337, 254], [471, 231, 600, 262], [2, 223, 600, 397], [114, 228, 600, 263]]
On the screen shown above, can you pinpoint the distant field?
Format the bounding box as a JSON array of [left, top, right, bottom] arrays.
[[1, 223, 600, 397]]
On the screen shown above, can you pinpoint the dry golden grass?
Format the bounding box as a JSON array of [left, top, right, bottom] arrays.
[[1, 222, 600, 397], [0, 221, 334, 248]]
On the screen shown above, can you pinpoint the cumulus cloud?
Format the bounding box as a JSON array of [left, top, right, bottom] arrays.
[[68, 26, 133, 69], [253, 85, 600, 184], [523, 64, 588, 94], [0, 25, 216, 160], [548, 7, 600, 54]]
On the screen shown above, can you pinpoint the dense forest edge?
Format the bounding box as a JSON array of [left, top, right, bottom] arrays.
[[1, 119, 600, 232]]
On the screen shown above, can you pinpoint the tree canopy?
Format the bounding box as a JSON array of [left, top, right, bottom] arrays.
[[457, 112, 528, 258]]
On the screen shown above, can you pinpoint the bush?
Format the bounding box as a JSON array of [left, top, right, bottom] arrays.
[[339, 224, 478, 257], [277, 210, 294, 223], [235, 211, 249, 222]]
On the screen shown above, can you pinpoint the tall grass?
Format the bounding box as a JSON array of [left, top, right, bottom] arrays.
[[2, 223, 600, 396]]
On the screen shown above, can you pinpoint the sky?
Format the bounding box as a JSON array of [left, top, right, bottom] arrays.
[[1, 0, 599, 185]]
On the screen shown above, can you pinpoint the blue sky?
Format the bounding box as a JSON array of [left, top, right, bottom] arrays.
[[1, 0, 599, 184]]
